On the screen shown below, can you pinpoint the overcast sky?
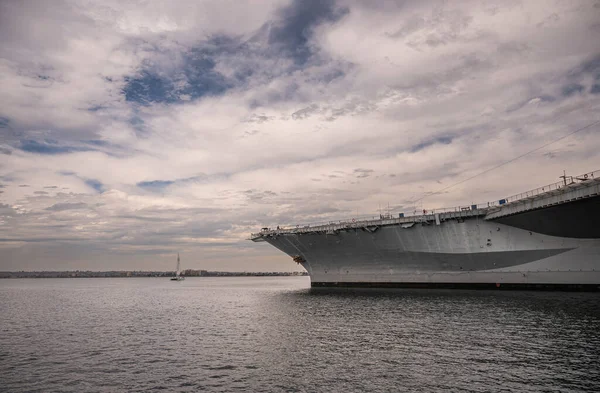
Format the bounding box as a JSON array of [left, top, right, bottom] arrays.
[[0, 0, 599, 272]]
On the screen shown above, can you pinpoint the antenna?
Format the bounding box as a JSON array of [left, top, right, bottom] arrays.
[[560, 170, 568, 186]]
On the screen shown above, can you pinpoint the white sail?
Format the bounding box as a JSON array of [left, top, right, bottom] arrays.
[[171, 252, 184, 280]]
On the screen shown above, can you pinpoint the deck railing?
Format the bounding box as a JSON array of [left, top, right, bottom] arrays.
[[502, 169, 598, 204], [251, 169, 600, 237]]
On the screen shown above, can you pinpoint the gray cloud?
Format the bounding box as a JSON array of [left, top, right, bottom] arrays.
[[0, 0, 599, 272], [353, 168, 374, 178], [244, 114, 275, 123], [292, 104, 321, 119], [45, 202, 89, 211], [242, 189, 278, 202]]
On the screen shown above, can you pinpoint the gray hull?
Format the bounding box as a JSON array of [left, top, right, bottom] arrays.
[[252, 175, 600, 289], [264, 218, 600, 287]]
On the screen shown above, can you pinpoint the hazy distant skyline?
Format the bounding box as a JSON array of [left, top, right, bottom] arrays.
[[1, 0, 599, 271]]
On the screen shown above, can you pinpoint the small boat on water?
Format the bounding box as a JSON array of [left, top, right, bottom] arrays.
[[170, 253, 185, 281]]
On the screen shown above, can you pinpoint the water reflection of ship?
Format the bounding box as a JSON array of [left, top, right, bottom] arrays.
[[170, 253, 185, 281]]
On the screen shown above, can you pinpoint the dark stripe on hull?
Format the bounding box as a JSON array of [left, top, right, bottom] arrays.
[[302, 249, 574, 272], [268, 225, 576, 271], [311, 281, 600, 291], [491, 194, 600, 238]]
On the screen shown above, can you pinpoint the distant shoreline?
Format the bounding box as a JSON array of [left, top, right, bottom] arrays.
[[0, 270, 308, 279]]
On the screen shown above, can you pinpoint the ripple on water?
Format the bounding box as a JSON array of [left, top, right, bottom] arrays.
[[1, 277, 600, 392]]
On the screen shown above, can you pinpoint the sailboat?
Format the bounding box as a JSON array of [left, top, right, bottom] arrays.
[[170, 253, 185, 281]]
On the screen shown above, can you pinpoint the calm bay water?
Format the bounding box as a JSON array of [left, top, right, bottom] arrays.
[[1, 277, 599, 392]]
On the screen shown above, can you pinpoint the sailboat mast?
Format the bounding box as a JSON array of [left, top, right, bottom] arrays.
[[176, 253, 180, 276]]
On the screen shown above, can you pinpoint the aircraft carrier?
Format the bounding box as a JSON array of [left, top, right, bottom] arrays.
[[250, 170, 600, 290]]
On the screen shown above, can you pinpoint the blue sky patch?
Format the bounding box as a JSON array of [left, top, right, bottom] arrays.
[[85, 179, 104, 193], [268, 0, 348, 65], [137, 180, 175, 190], [83, 139, 110, 147], [121, 2, 349, 107], [19, 139, 93, 155], [123, 44, 233, 105], [410, 135, 454, 153], [123, 71, 177, 105], [137, 174, 224, 191]]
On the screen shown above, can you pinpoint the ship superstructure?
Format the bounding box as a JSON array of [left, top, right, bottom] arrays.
[[250, 170, 600, 290]]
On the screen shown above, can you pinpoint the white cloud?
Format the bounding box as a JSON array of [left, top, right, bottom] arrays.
[[1, 0, 599, 271]]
